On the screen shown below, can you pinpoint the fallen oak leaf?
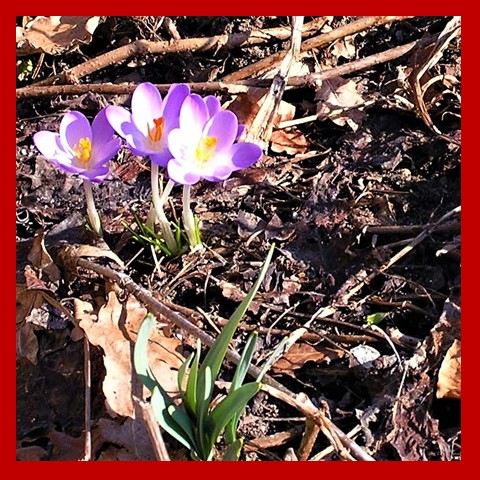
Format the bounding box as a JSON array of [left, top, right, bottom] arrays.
[[436, 339, 461, 400], [19, 16, 103, 56], [272, 343, 345, 377], [76, 292, 184, 418], [315, 77, 366, 131]]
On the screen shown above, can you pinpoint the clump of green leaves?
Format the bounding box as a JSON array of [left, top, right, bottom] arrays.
[[134, 244, 282, 460], [122, 210, 184, 257]]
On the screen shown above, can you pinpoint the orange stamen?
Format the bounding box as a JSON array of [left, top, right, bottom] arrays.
[[147, 117, 165, 143]]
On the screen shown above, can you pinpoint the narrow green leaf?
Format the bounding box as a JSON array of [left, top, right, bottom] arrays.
[[224, 332, 258, 444], [231, 332, 258, 392], [366, 312, 387, 326], [256, 336, 289, 382], [151, 386, 196, 452], [133, 314, 157, 392], [185, 340, 201, 416], [206, 382, 261, 451], [196, 244, 275, 418], [222, 439, 244, 461], [177, 351, 194, 400], [196, 365, 213, 460]]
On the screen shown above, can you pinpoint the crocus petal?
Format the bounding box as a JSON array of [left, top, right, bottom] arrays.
[[205, 96, 221, 117], [201, 164, 234, 182], [149, 150, 172, 168], [60, 111, 92, 156], [33, 131, 64, 160], [228, 142, 263, 171], [54, 157, 91, 174], [131, 82, 164, 136], [106, 106, 136, 140], [204, 110, 237, 153], [179, 94, 209, 140], [79, 166, 110, 183], [106, 106, 153, 155], [168, 128, 196, 163], [91, 108, 116, 146], [162, 83, 190, 131], [236, 124, 246, 140], [91, 138, 122, 166], [167, 160, 201, 186]]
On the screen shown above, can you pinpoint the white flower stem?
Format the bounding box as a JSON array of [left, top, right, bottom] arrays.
[[83, 180, 103, 237], [182, 185, 201, 248], [150, 163, 178, 254]]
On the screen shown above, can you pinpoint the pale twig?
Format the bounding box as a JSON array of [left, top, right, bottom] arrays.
[[81, 336, 92, 461], [297, 417, 320, 461], [245, 16, 305, 148], [28, 18, 327, 87], [16, 32, 439, 101], [222, 16, 415, 82], [133, 396, 171, 461]]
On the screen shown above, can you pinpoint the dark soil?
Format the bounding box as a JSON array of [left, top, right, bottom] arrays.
[[16, 16, 461, 461]]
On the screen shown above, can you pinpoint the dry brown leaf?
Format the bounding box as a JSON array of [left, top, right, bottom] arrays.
[[436, 339, 461, 400], [48, 431, 84, 461], [76, 292, 183, 418], [16, 322, 39, 365], [226, 88, 310, 154], [27, 230, 61, 283], [316, 77, 366, 131], [273, 343, 345, 376], [72, 244, 125, 268], [270, 128, 309, 155], [95, 417, 155, 460], [16, 445, 48, 461], [237, 210, 267, 239], [331, 36, 356, 60], [21, 16, 102, 55]]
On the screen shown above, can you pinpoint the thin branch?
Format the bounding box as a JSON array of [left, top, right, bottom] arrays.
[[28, 18, 327, 87], [16, 33, 436, 101], [133, 396, 171, 461], [222, 16, 415, 82]]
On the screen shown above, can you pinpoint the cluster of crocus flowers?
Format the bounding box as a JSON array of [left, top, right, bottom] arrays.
[[33, 82, 263, 252], [33, 109, 122, 236]]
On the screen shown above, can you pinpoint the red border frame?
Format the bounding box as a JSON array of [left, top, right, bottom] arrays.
[[14, 14, 466, 472]]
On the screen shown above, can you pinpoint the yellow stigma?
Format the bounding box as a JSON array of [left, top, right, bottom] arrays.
[[195, 136, 217, 165], [147, 117, 165, 143], [73, 137, 92, 164]]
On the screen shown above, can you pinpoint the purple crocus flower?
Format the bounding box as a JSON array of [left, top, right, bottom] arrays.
[[106, 82, 190, 166], [33, 108, 121, 183], [167, 94, 263, 185]]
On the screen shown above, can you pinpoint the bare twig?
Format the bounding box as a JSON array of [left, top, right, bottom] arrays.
[[81, 336, 92, 461], [16, 33, 438, 101], [133, 396, 171, 461], [297, 417, 320, 461], [333, 206, 461, 307], [364, 220, 459, 236], [246, 16, 305, 148], [222, 16, 415, 82], [29, 18, 327, 87]]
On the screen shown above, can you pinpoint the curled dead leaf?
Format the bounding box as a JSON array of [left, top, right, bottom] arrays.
[[316, 77, 366, 131], [436, 339, 461, 400], [19, 16, 103, 55], [273, 343, 345, 377]]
